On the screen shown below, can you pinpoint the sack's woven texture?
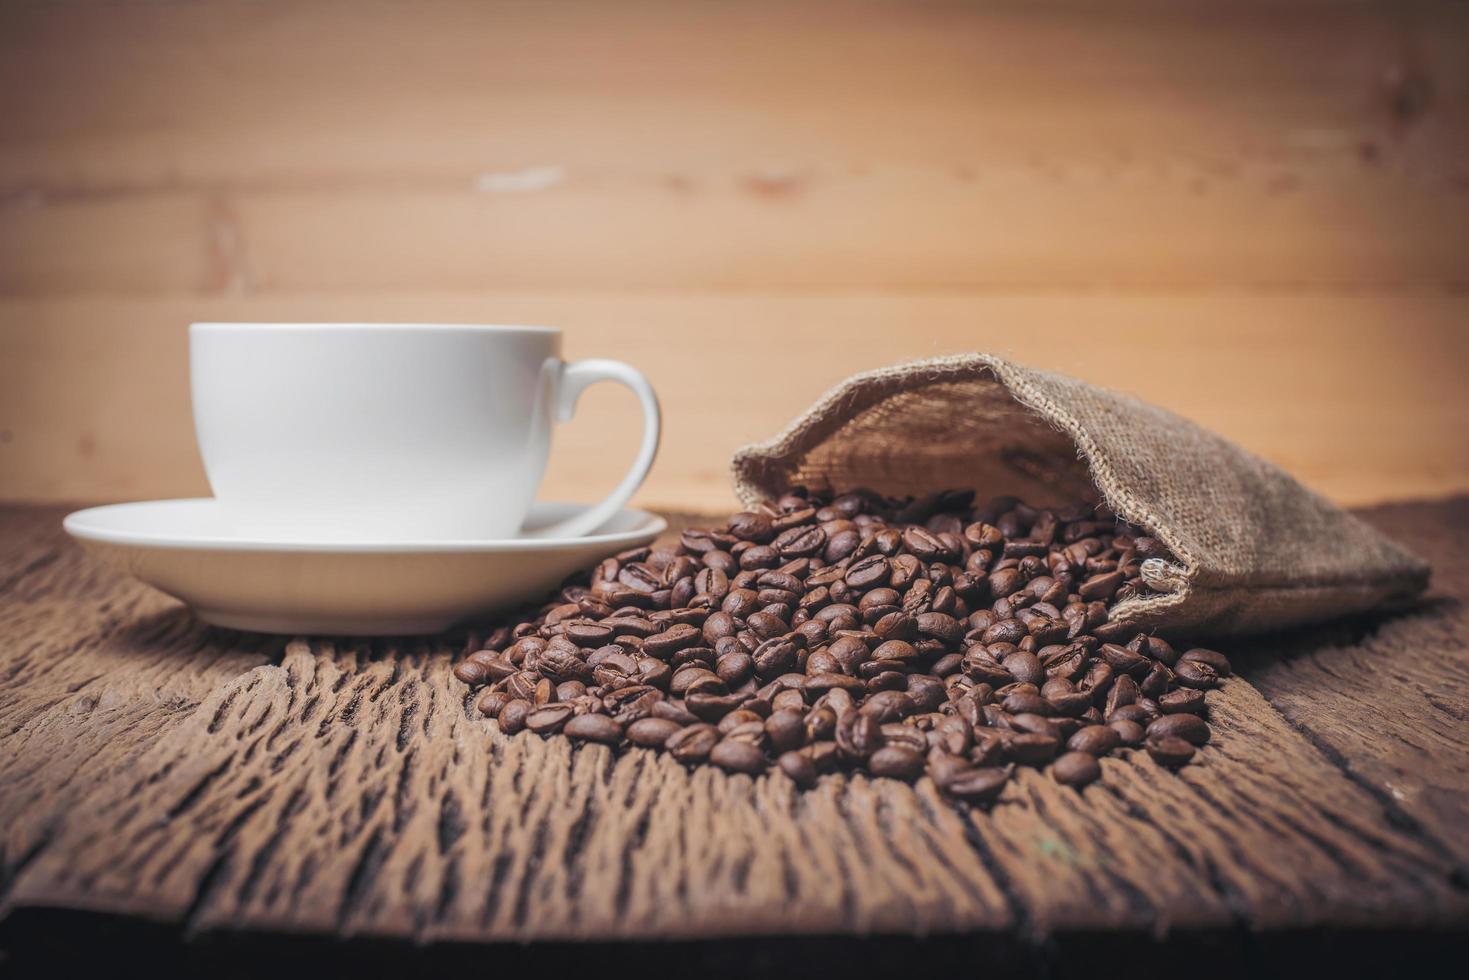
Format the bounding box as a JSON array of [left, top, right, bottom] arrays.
[[731, 354, 1429, 636]]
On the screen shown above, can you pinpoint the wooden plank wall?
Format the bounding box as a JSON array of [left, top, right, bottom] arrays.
[[1, 0, 1466, 513]]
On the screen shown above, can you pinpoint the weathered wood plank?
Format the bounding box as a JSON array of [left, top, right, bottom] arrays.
[[2, 502, 1466, 943], [0, 509, 280, 910], [0, 1, 1465, 293], [1244, 497, 1469, 876], [3, 295, 1468, 511]]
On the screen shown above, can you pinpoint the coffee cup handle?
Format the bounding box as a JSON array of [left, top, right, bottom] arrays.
[[528, 358, 661, 539]]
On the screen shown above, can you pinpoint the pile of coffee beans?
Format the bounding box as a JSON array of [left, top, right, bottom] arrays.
[[453, 489, 1230, 802]]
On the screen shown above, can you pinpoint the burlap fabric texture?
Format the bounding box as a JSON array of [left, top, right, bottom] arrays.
[[731, 354, 1429, 636]]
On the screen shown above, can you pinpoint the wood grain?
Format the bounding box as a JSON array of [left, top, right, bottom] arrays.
[[1245, 497, 1469, 874], [2, 294, 1466, 511], [0, 0, 1466, 515], [2, 501, 1466, 945], [0, 1, 1465, 293]]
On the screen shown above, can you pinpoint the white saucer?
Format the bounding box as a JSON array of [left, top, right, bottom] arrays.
[[63, 499, 667, 636]]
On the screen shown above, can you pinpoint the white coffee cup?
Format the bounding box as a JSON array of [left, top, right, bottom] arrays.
[[190, 323, 660, 541]]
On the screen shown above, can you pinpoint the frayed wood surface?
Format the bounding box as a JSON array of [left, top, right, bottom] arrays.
[[1, 502, 1466, 942]]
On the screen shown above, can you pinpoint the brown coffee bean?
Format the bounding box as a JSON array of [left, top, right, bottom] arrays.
[[773, 525, 826, 558], [665, 723, 719, 762], [1052, 751, 1101, 787], [1146, 712, 1211, 745], [563, 713, 623, 744], [1100, 642, 1150, 676], [1108, 718, 1146, 746], [715, 651, 754, 687], [778, 750, 819, 788], [1003, 692, 1053, 716], [709, 738, 768, 775], [1181, 648, 1232, 676], [525, 703, 575, 734], [728, 512, 775, 543], [868, 745, 925, 781], [1173, 658, 1221, 689], [1145, 734, 1196, 768], [713, 709, 759, 735], [1067, 724, 1122, 756], [836, 711, 885, 760], [453, 660, 488, 685], [1157, 688, 1207, 715], [626, 717, 683, 747], [1001, 651, 1044, 687], [1007, 732, 1060, 764], [1108, 703, 1152, 725], [475, 689, 506, 717], [497, 698, 531, 734], [644, 624, 701, 659], [452, 489, 1212, 809], [565, 623, 614, 648], [861, 690, 915, 722], [845, 555, 892, 589], [1144, 635, 1179, 665], [1078, 570, 1124, 600], [946, 766, 1012, 804], [765, 709, 806, 754]]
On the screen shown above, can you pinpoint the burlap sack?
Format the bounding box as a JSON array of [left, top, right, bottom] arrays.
[[731, 354, 1429, 636]]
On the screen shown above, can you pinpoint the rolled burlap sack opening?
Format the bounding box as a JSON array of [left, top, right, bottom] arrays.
[[731, 354, 1429, 636]]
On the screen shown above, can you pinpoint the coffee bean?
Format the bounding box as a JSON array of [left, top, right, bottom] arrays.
[[728, 512, 775, 543], [1181, 648, 1232, 676], [453, 660, 488, 685], [497, 698, 531, 735], [1146, 713, 1210, 746], [644, 624, 701, 659], [1067, 724, 1122, 756], [652, 699, 700, 726], [666, 723, 719, 762], [1052, 751, 1101, 787], [868, 745, 925, 781], [1174, 659, 1222, 689], [1078, 570, 1124, 600], [566, 623, 614, 648], [1144, 635, 1179, 665], [453, 489, 1220, 805], [1145, 734, 1196, 768], [1100, 643, 1150, 676], [1108, 703, 1152, 725], [805, 672, 867, 695], [836, 711, 885, 760], [846, 555, 892, 589], [1007, 732, 1060, 764], [626, 717, 682, 747], [525, 704, 574, 734], [709, 739, 768, 775], [947, 766, 1012, 804], [1001, 651, 1044, 687], [686, 692, 745, 721], [778, 750, 819, 788], [710, 649, 752, 687], [773, 525, 826, 558], [563, 713, 623, 744], [765, 709, 806, 753], [1003, 692, 1052, 716], [1157, 688, 1207, 715], [1108, 719, 1146, 746]]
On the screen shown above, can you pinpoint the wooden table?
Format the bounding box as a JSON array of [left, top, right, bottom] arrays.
[[2, 500, 1467, 975]]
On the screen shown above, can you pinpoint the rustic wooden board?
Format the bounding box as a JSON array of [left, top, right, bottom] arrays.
[[2, 500, 1467, 948], [1, 1, 1466, 295], [3, 296, 1468, 511], [1244, 497, 1469, 877], [1, 0, 1468, 519]]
